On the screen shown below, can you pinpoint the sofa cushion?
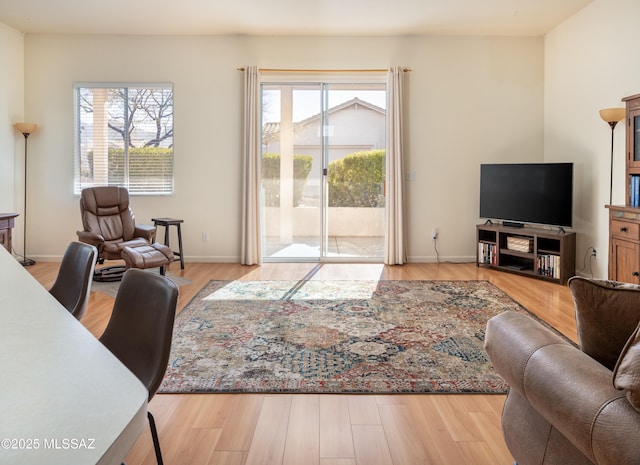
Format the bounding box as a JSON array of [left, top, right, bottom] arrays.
[[568, 276, 640, 370], [613, 322, 640, 412]]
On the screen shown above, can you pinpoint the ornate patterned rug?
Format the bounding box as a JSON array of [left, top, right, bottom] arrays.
[[159, 279, 530, 394]]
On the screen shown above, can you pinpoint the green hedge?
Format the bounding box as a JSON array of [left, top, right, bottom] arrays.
[[328, 150, 385, 207], [85, 148, 384, 205], [85, 147, 173, 187], [108, 147, 173, 184], [262, 153, 314, 207]]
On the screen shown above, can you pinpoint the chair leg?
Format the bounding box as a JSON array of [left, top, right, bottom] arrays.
[[160, 265, 166, 276], [148, 411, 164, 465]]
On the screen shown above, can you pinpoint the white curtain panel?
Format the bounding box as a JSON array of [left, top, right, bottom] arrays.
[[385, 66, 407, 265], [241, 66, 262, 265]]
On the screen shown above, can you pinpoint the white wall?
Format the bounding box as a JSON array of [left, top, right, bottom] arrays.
[[21, 34, 543, 262], [545, 0, 640, 278], [0, 23, 23, 214]]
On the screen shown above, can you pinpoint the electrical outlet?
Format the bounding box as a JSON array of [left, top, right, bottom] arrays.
[[592, 248, 597, 257], [432, 228, 438, 240], [202, 231, 209, 241]]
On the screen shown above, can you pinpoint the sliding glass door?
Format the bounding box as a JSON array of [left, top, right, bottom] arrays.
[[261, 82, 385, 262]]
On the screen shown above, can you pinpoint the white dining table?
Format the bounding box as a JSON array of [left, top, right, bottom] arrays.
[[0, 246, 148, 465]]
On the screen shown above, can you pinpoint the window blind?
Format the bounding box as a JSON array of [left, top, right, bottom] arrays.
[[74, 83, 174, 195]]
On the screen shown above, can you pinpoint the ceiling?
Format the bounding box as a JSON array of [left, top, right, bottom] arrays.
[[0, 0, 593, 36]]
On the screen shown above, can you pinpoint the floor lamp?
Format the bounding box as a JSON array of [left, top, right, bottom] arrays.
[[599, 108, 626, 205], [14, 122, 38, 266]]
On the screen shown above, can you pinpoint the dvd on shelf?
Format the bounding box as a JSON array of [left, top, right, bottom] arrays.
[[537, 254, 560, 279], [630, 175, 640, 207], [478, 242, 497, 265]]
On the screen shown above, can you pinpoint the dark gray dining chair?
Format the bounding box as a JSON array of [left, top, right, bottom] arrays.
[[49, 241, 98, 320], [99, 268, 179, 465]]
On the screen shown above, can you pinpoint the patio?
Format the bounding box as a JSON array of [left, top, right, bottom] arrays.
[[264, 236, 384, 260]]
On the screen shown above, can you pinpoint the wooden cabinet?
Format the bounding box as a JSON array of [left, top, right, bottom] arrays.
[[0, 214, 18, 254], [476, 223, 576, 284], [608, 206, 640, 284], [608, 94, 640, 283], [624, 94, 640, 166], [623, 94, 640, 204]]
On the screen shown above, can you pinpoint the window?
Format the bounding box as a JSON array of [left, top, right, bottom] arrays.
[[260, 81, 386, 261], [74, 83, 174, 195]]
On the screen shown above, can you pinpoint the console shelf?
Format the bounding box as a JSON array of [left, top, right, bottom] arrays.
[[476, 223, 576, 284]]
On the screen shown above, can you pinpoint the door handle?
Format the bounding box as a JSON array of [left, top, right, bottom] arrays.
[[633, 272, 639, 277]]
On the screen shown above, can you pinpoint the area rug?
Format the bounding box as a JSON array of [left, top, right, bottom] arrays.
[[159, 279, 531, 394]]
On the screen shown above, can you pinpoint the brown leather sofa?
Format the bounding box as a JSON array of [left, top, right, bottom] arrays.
[[485, 276, 640, 465]]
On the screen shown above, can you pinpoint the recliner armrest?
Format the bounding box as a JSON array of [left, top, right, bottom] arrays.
[[486, 311, 640, 465], [76, 230, 105, 247], [134, 224, 156, 242]]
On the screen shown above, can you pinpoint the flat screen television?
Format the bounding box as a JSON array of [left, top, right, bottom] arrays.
[[479, 163, 573, 228]]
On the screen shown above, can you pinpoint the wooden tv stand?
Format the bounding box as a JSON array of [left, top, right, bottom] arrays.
[[476, 223, 576, 284]]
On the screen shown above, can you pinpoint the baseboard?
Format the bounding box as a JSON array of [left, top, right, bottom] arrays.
[[407, 255, 475, 263], [30, 254, 480, 265], [27, 254, 241, 264], [178, 255, 239, 263]]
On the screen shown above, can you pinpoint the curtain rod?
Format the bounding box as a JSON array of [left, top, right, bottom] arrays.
[[237, 67, 411, 73]]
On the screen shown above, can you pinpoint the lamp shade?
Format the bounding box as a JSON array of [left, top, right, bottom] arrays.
[[13, 122, 38, 135], [599, 108, 626, 124]]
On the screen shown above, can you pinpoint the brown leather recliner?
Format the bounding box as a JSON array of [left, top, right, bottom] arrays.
[[77, 186, 156, 258], [485, 276, 640, 465], [77, 186, 163, 280]]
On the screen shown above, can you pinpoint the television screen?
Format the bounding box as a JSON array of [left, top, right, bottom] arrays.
[[479, 163, 573, 228]]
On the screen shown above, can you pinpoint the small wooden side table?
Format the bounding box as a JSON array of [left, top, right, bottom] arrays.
[[152, 217, 184, 269], [0, 213, 19, 254]]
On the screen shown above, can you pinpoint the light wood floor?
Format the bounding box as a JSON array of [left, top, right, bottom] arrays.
[[28, 261, 578, 465]]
